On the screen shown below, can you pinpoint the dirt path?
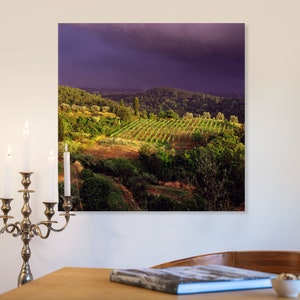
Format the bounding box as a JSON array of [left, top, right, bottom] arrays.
[[84, 144, 140, 160]]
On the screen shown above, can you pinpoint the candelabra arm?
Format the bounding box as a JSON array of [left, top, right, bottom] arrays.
[[0, 222, 22, 237], [0, 198, 14, 225], [51, 195, 75, 232], [0, 198, 22, 236], [31, 223, 51, 239], [46, 215, 72, 232], [38, 198, 75, 234]]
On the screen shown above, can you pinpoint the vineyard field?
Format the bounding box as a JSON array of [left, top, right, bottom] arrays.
[[109, 117, 237, 146]]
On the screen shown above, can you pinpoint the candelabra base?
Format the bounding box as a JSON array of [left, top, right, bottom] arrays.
[[18, 262, 33, 286]]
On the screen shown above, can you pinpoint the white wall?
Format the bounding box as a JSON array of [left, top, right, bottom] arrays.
[[0, 0, 299, 293]]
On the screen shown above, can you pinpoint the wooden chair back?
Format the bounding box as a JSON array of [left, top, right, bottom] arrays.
[[153, 251, 300, 274]]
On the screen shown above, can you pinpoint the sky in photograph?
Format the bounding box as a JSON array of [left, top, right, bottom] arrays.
[[58, 23, 245, 97]]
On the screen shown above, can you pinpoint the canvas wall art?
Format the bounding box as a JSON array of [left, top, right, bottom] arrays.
[[58, 23, 245, 211]]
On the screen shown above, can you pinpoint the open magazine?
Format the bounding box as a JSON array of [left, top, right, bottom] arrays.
[[110, 264, 275, 295]]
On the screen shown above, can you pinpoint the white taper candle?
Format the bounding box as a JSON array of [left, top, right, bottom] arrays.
[[23, 122, 30, 172], [48, 151, 55, 202], [63, 144, 71, 196], [4, 145, 12, 198]]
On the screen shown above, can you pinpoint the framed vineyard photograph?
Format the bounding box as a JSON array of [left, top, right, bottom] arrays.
[[58, 23, 245, 211]]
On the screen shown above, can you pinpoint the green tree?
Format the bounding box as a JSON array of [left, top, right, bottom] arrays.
[[133, 97, 140, 116], [81, 175, 112, 210], [139, 145, 175, 181], [216, 112, 225, 120], [91, 105, 100, 114], [183, 112, 193, 118], [165, 109, 179, 119], [207, 131, 245, 208], [191, 147, 230, 210], [115, 105, 133, 122], [230, 115, 239, 123], [202, 111, 211, 119], [58, 114, 65, 142], [148, 112, 156, 120], [185, 129, 244, 210]]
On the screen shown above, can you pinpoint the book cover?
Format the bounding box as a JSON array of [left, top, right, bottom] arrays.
[[110, 265, 275, 294]]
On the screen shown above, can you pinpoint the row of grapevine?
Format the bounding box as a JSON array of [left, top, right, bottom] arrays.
[[109, 117, 235, 145]]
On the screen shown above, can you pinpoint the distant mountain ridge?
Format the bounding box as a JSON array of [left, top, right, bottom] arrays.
[[81, 87, 145, 95], [62, 86, 244, 123], [81, 86, 244, 99], [103, 86, 245, 123]]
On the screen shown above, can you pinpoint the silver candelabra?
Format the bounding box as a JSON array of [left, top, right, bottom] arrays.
[[0, 172, 74, 286]]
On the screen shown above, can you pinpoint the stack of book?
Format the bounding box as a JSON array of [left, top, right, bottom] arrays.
[[110, 264, 275, 295]]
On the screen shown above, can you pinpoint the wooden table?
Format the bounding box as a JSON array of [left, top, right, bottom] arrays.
[[0, 267, 279, 299]]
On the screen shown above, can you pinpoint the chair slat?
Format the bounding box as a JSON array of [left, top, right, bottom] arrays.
[[153, 251, 300, 274]]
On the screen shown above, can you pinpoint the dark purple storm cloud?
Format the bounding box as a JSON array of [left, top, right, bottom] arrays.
[[58, 23, 244, 96]]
